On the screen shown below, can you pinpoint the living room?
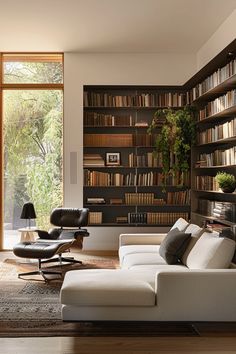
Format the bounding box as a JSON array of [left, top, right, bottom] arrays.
[[1, 0, 236, 353]]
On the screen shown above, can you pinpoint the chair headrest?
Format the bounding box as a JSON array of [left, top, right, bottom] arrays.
[[50, 208, 89, 227]]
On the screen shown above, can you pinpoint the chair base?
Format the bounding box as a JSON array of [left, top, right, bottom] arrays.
[[18, 269, 62, 282], [18, 259, 62, 282], [41, 255, 82, 265]]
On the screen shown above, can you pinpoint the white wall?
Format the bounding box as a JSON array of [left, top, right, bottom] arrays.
[[64, 52, 196, 250], [197, 10, 236, 70]]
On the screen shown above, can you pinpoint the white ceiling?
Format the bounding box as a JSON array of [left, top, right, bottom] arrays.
[[0, 0, 236, 53]]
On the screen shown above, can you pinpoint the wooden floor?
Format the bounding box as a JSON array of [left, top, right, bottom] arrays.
[[1, 336, 236, 354], [1, 251, 236, 353]]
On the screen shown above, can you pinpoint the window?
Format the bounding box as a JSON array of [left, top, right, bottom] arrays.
[[1, 53, 63, 249]]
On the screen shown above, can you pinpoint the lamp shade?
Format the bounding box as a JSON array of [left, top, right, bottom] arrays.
[[20, 202, 36, 219]]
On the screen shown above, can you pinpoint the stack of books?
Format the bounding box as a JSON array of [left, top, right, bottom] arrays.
[[83, 154, 104, 167], [87, 198, 105, 204]]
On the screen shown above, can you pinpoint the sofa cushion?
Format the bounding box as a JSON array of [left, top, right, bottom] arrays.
[[60, 269, 156, 306], [181, 224, 203, 265], [159, 228, 191, 264], [119, 245, 160, 264], [122, 251, 166, 269], [186, 232, 236, 269], [170, 218, 189, 232]]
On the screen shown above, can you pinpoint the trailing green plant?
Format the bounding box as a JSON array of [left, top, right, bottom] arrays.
[[215, 172, 236, 193], [148, 106, 196, 188]]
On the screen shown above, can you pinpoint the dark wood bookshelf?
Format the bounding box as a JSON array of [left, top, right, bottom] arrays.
[[84, 85, 190, 226], [189, 39, 236, 229]]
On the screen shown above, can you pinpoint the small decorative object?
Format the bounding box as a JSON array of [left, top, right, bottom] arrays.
[[215, 172, 236, 193], [106, 152, 121, 166], [20, 202, 37, 228]]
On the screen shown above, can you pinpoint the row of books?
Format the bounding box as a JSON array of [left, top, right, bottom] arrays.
[[127, 213, 147, 224], [187, 58, 236, 103], [128, 152, 162, 167], [199, 89, 236, 120], [125, 193, 159, 205], [146, 212, 189, 225], [88, 211, 189, 225], [88, 212, 102, 224], [84, 134, 133, 147], [195, 176, 219, 191], [84, 170, 190, 187], [198, 117, 236, 144], [84, 134, 157, 147], [84, 112, 134, 126], [84, 91, 186, 107], [198, 147, 236, 167], [197, 199, 236, 223], [166, 190, 191, 205], [84, 170, 136, 186]]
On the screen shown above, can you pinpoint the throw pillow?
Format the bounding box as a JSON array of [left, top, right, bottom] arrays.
[[186, 232, 236, 269], [181, 224, 204, 265], [159, 228, 191, 264]]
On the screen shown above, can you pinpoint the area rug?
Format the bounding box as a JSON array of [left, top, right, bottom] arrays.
[[0, 258, 198, 337]]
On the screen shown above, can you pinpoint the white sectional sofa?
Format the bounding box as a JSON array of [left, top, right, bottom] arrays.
[[60, 218, 236, 321]]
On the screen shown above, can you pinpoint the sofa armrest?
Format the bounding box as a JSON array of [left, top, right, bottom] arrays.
[[119, 233, 166, 247], [156, 270, 236, 321]]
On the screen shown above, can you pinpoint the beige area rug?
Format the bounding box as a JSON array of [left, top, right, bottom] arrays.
[[0, 255, 199, 337]]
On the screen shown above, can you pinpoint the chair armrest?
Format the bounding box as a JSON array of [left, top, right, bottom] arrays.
[[119, 233, 166, 247], [156, 270, 236, 321], [35, 238, 73, 244]]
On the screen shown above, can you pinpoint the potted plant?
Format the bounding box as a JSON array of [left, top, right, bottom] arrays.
[[215, 172, 236, 193], [148, 106, 196, 189]]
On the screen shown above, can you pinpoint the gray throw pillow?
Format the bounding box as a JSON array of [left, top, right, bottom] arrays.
[[159, 228, 191, 264]]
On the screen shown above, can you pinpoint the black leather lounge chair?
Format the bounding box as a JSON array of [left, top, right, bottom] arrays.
[[13, 208, 89, 281]]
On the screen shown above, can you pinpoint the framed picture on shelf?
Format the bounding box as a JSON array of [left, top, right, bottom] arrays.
[[106, 152, 121, 166]]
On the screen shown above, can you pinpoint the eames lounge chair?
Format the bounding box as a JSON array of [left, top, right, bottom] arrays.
[[13, 207, 89, 281]]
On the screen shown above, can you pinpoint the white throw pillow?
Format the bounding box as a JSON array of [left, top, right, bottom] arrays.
[[170, 218, 189, 232], [186, 232, 236, 269], [181, 224, 203, 265]]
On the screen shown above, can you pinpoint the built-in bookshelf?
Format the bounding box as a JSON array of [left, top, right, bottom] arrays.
[[83, 86, 190, 226], [185, 40, 236, 228]]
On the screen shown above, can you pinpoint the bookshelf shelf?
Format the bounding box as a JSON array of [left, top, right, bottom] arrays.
[[191, 212, 235, 227], [88, 223, 174, 227], [84, 85, 190, 227], [192, 189, 236, 196], [85, 204, 190, 207], [84, 106, 183, 110], [194, 164, 236, 169], [196, 136, 236, 147]]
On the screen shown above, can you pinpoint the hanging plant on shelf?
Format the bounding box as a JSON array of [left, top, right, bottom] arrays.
[[147, 106, 196, 190]]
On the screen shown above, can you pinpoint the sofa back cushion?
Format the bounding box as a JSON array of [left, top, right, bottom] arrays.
[[159, 228, 191, 264], [181, 224, 203, 265], [186, 232, 236, 269], [170, 218, 189, 232]]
